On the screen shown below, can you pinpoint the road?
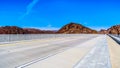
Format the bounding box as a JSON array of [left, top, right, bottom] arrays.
[[107, 36, 120, 68], [0, 34, 99, 68], [74, 35, 111, 68], [25, 35, 112, 68]]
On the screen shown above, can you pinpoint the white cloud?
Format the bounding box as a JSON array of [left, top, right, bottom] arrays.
[[19, 0, 39, 20]]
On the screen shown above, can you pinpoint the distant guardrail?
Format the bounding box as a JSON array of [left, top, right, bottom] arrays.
[[108, 34, 120, 44]]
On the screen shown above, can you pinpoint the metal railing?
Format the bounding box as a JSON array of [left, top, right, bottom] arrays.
[[108, 34, 120, 44]]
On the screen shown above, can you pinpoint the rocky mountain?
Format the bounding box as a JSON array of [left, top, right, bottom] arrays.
[[0, 26, 26, 34], [99, 29, 108, 34], [23, 28, 56, 34], [107, 25, 120, 34], [0, 26, 56, 34], [0, 24, 119, 34], [99, 25, 120, 35], [57, 23, 98, 34]]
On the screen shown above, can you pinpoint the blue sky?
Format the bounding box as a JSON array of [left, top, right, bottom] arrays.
[[0, 0, 120, 30]]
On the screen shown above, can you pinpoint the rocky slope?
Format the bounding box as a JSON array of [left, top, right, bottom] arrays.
[[23, 28, 56, 34], [0, 26, 26, 34], [99, 25, 120, 34], [0, 26, 56, 34], [99, 29, 108, 34], [107, 25, 120, 34], [57, 23, 97, 34], [0, 24, 119, 34]]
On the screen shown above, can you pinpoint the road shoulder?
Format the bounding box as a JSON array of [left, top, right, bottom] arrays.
[[107, 36, 120, 68]]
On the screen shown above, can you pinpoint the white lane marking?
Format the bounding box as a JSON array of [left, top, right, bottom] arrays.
[[16, 36, 100, 68], [15, 46, 75, 68]]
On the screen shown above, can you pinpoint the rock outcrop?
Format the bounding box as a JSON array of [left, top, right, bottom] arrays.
[[99, 25, 120, 35], [23, 28, 56, 34], [107, 25, 120, 34], [99, 29, 108, 34], [1, 24, 119, 34], [0, 26, 56, 34], [0, 26, 26, 34], [57, 22, 98, 34]]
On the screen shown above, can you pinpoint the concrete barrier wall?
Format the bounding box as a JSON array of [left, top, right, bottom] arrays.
[[0, 34, 97, 43]]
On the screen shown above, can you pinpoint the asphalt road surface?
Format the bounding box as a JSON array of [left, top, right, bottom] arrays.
[[74, 35, 111, 68], [0, 35, 99, 68]]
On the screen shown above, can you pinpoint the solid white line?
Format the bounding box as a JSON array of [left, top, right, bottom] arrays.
[[16, 36, 99, 68], [15, 46, 74, 68]]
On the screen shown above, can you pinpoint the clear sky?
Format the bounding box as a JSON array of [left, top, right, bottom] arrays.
[[0, 0, 120, 30]]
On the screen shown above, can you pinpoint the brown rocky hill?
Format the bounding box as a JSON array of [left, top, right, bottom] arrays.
[[0, 26, 26, 34], [99, 25, 120, 34], [23, 28, 56, 34], [57, 23, 97, 34], [99, 29, 108, 34], [107, 25, 120, 34], [0, 26, 56, 34], [1, 24, 119, 34]]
